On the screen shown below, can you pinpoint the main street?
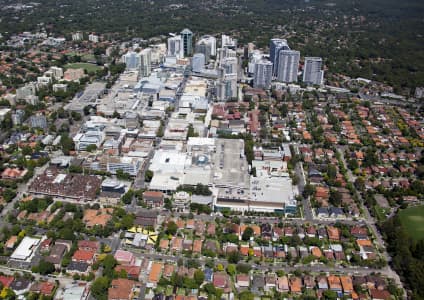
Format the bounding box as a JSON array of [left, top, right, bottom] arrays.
[[128, 247, 395, 278], [0, 265, 75, 288]]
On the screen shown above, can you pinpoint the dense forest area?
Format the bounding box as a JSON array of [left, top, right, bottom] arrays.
[[0, 0, 423, 92], [382, 216, 424, 300]]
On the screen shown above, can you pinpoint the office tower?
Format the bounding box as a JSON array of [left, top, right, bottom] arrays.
[[16, 83, 36, 100], [253, 60, 273, 89], [88, 34, 99, 43], [277, 50, 300, 83], [195, 35, 216, 60], [72, 32, 83, 41], [221, 34, 237, 49], [140, 48, 152, 77], [50, 66, 64, 79], [222, 57, 238, 75], [248, 51, 263, 74], [122, 51, 141, 70], [167, 35, 184, 59], [192, 53, 205, 73], [303, 57, 324, 85], [269, 38, 290, 77], [216, 74, 237, 101], [180, 28, 193, 56]]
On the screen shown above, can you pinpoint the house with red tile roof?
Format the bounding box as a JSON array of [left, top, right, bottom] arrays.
[[77, 240, 100, 252], [370, 289, 391, 300], [340, 276, 353, 294], [192, 240, 202, 253], [289, 277, 302, 293], [277, 276, 289, 292], [159, 239, 169, 251], [115, 265, 141, 280], [327, 226, 341, 241], [236, 274, 250, 288], [328, 275, 342, 292], [108, 278, 136, 300], [72, 250, 95, 265], [148, 262, 163, 284], [114, 250, 135, 265], [1, 168, 28, 179], [213, 272, 230, 292], [30, 281, 56, 297], [0, 275, 14, 287]]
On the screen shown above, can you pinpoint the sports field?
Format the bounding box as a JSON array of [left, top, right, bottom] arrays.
[[399, 205, 424, 240], [65, 63, 101, 73]]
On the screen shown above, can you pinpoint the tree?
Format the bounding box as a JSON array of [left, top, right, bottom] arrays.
[[323, 290, 338, 300], [121, 214, 135, 229], [327, 164, 337, 180], [101, 254, 117, 278], [303, 184, 316, 198], [242, 227, 254, 241], [227, 251, 241, 264], [194, 269, 205, 286], [0, 287, 15, 300], [121, 190, 134, 205], [60, 134, 75, 155], [239, 291, 254, 300], [226, 264, 236, 276], [85, 144, 97, 152], [166, 221, 178, 235], [187, 124, 199, 138], [236, 263, 251, 274], [119, 269, 128, 278], [145, 170, 153, 182], [83, 105, 91, 115], [116, 169, 131, 180], [91, 277, 110, 300], [280, 103, 288, 117], [37, 260, 55, 275], [203, 283, 216, 295], [329, 189, 342, 206], [71, 111, 82, 121]]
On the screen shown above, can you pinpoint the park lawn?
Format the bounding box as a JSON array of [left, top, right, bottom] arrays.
[[65, 62, 102, 73], [374, 205, 390, 223], [399, 205, 424, 240], [165, 286, 173, 296]]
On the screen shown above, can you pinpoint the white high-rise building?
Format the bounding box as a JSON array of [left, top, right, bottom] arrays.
[[72, 32, 83, 41], [277, 50, 300, 83], [122, 51, 141, 70], [140, 48, 152, 77], [269, 38, 290, 77], [195, 35, 216, 60], [16, 83, 37, 100], [221, 57, 238, 76], [192, 53, 206, 73], [49, 66, 64, 79], [167, 35, 184, 59], [88, 34, 99, 43], [248, 51, 263, 74], [253, 60, 273, 89], [303, 57, 324, 85], [222, 34, 237, 49]]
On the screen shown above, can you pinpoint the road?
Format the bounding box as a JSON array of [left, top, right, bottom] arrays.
[[336, 148, 404, 289], [128, 247, 394, 277], [0, 265, 75, 287], [293, 145, 313, 221]]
